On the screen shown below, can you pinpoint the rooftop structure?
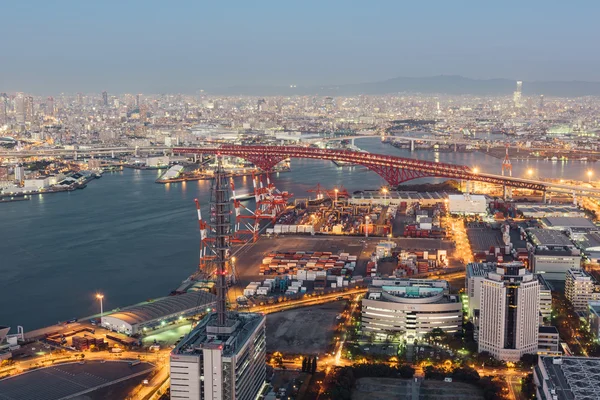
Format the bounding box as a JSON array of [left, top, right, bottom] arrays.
[[349, 191, 447, 206], [448, 194, 487, 215], [101, 291, 216, 335], [534, 356, 600, 400], [588, 301, 600, 342]]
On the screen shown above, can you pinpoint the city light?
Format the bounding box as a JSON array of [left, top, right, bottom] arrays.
[[96, 293, 104, 317], [472, 167, 479, 174], [527, 168, 534, 176]]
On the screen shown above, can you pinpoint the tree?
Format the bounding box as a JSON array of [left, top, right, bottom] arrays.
[[311, 357, 317, 374], [521, 373, 536, 399], [450, 366, 480, 383], [519, 353, 538, 369], [398, 364, 415, 379]]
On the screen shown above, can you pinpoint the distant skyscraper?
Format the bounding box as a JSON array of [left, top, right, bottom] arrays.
[[14, 93, 26, 124], [136, 94, 141, 108], [46, 96, 55, 116], [77, 93, 83, 106], [539, 95, 544, 111], [513, 81, 523, 108], [0, 93, 7, 125], [102, 91, 108, 107], [25, 96, 34, 122], [478, 262, 539, 361]]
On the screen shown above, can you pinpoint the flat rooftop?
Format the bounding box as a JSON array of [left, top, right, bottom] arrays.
[[515, 203, 584, 215], [466, 262, 497, 279], [540, 356, 600, 400], [173, 312, 263, 358], [0, 361, 154, 400], [542, 217, 597, 230], [351, 191, 448, 200], [527, 228, 574, 247]]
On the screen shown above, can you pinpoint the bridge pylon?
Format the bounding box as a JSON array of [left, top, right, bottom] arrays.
[[501, 144, 512, 200]]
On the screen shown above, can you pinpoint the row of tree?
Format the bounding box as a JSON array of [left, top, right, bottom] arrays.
[[301, 356, 317, 373]]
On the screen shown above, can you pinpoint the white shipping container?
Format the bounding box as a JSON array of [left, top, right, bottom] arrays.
[[316, 271, 327, 276], [342, 280, 349, 286], [331, 283, 337, 288]]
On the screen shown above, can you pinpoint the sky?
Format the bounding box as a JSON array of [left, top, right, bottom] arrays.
[[1, 0, 599, 94]]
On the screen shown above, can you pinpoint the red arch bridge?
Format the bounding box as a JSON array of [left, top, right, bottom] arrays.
[[173, 145, 548, 191]]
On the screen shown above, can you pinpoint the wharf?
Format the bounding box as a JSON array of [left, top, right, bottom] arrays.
[[156, 166, 291, 184], [0, 197, 30, 203]]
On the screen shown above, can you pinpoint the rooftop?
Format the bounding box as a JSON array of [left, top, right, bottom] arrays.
[[541, 217, 597, 230], [539, 326, 559, 334], [527, 228, 574, 247], [540, 356, 600, 400], [105, 291, 216, 326], [466, 262, 498, 278], [173, 312, 264, 358]]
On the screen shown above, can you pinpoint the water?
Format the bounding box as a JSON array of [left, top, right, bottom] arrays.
[[0, 138, 595, 330]]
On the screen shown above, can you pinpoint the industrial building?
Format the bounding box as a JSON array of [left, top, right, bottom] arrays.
[[101, 291, 216, 335], [478, 262, 540, 361], [565, 269, 600, 312], [361, 279, 462, 340], [575, 231, 600, 262], [348, 191, 447, 207], [448, 194, 487, 215], [514, 203, 586, 219], [540, 216, 598, 231], [530, 247, 581, 281], [534, 356, 600, 400], [170, 312, 266, 400]]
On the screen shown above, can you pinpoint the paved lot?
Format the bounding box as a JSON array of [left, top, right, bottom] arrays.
[[0, 361, 154, 400], [353, 377, 484, 400], [265, 301, 345, 355]]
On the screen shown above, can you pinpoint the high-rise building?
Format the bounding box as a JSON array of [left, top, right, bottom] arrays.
[[513, 80, 522, 108], [565, 269, 600, 312], [478, 262, 539, 361], [14, 165, 25, 182], [169, 159, 266, 400], [102, 91, 108, 107], [136, 94, 141, 108], [538, 94, 544, 111], [46, 96, 55, 116], [0, 93, 7, 124], [14, 93, 25, 124], [25, 96, 34, 122]]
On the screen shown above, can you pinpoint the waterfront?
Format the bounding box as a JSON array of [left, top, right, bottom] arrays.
[[0, 137, 597, 330]]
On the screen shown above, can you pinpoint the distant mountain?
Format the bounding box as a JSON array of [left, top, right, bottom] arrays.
[[208, 75, 600, 97]]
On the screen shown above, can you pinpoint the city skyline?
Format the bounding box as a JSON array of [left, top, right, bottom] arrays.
[[2, 1, 600, 93]]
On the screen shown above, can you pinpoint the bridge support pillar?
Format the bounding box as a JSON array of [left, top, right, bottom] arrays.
[[111, 150, 115, 159], [454, 143, 457, 152], [351, 138, 355, 147], [194, 154, 198, 163], [542, 190, 547, 204], [410, 140, 415, 152], [573, 191, 577, 206], [74, 151, 78, 160]]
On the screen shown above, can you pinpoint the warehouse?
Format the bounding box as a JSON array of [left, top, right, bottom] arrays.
[[349, 191, 447, 207], [448, 194, 487, 215], [101, 291, 215, 335]]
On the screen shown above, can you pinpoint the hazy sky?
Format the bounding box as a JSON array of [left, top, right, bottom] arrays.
[[1, 0, 599, 94]]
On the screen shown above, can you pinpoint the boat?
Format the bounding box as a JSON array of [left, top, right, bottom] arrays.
[[551, 156, 558, 162]]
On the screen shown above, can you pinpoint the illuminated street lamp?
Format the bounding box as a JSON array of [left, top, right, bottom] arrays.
[[472, 167, 479, 174], [96, 293, 104, 317], [588, 170, 593, 183], [527, 168, 534, 177], [365, 216, 370, 238], [381, 187, 388, 204], [334, 188, 339, 202]]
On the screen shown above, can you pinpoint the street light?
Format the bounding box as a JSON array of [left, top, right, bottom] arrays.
[[588, 170, 593, 183], [527, 168, 534, 177], [365, 216, 370, 238], [472, 167, 479, 174], [96, 293, 104, 317], [334, 188, 339, 202], [381, 187, 388, 205]]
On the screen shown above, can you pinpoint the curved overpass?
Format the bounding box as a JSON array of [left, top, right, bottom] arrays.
[[173, 145, 548, 190]]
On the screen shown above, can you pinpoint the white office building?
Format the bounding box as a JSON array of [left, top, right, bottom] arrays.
[[448, 194, 487, 215], [170, 312, 266, 400], [565, 269, 600, 312], [362, 279, 462, 340], [530, 247, 581, 281], [478, 262, 540, 362]]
